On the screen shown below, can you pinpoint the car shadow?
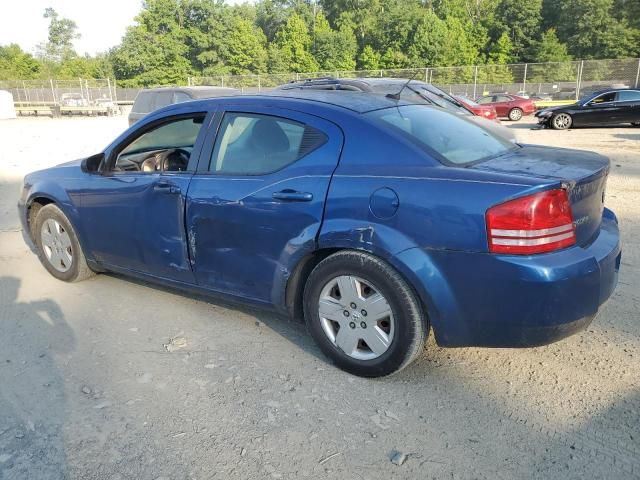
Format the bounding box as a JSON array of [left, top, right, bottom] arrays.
[[614, 133, 640, 141], [0, 276, 74, 479], [103, 272, 328, 363]]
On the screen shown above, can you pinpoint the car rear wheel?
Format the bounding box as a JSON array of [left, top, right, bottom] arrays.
[[34, 204, 95, 282], [508, 107, 523, 121], [303, 250, 428, 377], [552, 113, 573, 130]]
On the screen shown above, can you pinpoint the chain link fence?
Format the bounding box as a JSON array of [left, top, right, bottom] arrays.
[[189, 57, 640, 100], [0, 78, 139, 116], [1, 57, 638, 115]]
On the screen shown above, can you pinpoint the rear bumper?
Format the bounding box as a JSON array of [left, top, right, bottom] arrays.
[[393, 209, 621, 348]]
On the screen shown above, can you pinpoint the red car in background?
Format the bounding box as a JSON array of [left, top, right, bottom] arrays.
[[455, 96, 499, 122], [475, 94, 537, 121]]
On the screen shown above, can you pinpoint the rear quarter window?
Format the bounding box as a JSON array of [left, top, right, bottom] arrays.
[[365, 105, 515, 166]]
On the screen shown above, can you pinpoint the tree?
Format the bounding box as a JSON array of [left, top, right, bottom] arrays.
[[549, 0, 638, 59], [0, 44, 42, 80], [358, 44, 381, 70], [311, 12, 357, 71], [110, 0, 193, 86], [224, 16, 268, 74], [529, 29, 571, 62], [270, 13, 319, 73], [491, 0, 542, 61], [38, 8, 80, 62]]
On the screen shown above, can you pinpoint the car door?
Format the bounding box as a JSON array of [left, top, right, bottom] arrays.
[[615, 90, 640, 123], [577, 91, 619, 125], [78, 112, 212, 282], [493, 95, 512, 117], [186, 106, 343, 304]]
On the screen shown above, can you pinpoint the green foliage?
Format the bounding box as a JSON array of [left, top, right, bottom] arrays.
[[1, 0, 639, 85], [548, 0, 639, 59], [38, 8, 80, 62], [530, 29, 572, 63], [271, 12, 319, 73], [0, 44, 41, 80]]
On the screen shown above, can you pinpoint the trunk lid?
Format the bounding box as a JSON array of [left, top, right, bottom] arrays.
[[473, 145, 609, 246]]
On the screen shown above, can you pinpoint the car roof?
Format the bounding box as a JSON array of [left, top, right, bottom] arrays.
[[139, 86, 240, 98], [591, 88, 638, 95], [160, 90, 416, 115], [250, 90, 415, 113], [280, 77, 426, 92]]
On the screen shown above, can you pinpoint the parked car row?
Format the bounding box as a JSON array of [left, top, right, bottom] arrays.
[[20, 79, 621, 377]]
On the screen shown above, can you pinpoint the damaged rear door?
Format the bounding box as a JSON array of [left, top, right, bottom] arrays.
[[186, 106, 343, 304]]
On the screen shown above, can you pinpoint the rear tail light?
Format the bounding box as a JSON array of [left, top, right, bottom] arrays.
[[486, 189, 576, 254]]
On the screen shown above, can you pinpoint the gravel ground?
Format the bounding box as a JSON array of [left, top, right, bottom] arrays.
[[0, 114, 638, 480]]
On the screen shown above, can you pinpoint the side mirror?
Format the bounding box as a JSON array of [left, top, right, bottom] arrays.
[[81, 153, 104, 174]]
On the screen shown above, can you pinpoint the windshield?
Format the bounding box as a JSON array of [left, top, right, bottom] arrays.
[[365, 105, 516, 165], [409, 85, 471, 114], [456, 96, 480, 107]]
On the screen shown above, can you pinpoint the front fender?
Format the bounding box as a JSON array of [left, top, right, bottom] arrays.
[[21, 179, 93, 262]]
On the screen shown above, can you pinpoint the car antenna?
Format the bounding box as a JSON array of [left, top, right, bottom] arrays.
[[386, 70, 420, 100]]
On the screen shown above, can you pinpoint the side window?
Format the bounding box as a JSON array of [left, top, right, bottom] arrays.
[[617, 90, 640, 102], [592, 92, 616, 104], [495, 95, 511, 102], [113, 115, 205, 173], [209, 113, 327, 175], [174, 91, 192, 103], [476, 96, 493, 104]]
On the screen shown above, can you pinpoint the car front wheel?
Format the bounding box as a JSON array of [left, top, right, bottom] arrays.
[[34, 204, 95, 282], [552, 113, 573, 130], [508, 107, 523, 121], [303, 250, 428, 377]]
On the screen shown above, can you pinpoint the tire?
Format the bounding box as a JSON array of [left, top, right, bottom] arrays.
[[508, 107, 523, 121], [632, 122, 640, 127], [552, 113, 573, 130], [303, 250, 428, 377], [33, 204, 95, 282]]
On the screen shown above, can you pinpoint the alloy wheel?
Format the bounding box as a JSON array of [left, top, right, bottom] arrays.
[[317, 275, 394, 360], [553, 113, 572, 130], [509, 108, 523, 121]]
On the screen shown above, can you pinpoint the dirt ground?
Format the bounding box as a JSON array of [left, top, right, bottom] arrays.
[[0, 114, 638, 480]]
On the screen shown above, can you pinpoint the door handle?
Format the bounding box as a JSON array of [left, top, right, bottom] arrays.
[[154, 182, 181, 194], [272, 190, 313, 202]]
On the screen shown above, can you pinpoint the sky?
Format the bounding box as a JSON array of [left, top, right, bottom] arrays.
[[0, 0, 247, 56]]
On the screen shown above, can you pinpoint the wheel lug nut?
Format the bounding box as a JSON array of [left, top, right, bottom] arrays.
[[360, 321, 367, 329], [349, 322, 356, 329], [343, 310, 350, 317], [350, 302, 357, 309], [361, 309, 367, 316]]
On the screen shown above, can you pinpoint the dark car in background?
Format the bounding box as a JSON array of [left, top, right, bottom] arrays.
[[475, 94, 537, 121], [536, 89, 640, 129], [128, 86, 240, 126], [278, 77, 515, 141]]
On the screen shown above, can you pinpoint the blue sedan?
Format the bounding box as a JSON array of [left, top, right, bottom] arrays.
[[18, 91, 621, 377]]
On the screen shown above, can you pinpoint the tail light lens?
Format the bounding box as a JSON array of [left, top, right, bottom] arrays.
[[486, 189, 576, 254]]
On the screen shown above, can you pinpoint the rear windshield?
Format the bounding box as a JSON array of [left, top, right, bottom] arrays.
[[365, 105, 515, 165], [132, 92, 152, 113], [133, 91, 174, 114]]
